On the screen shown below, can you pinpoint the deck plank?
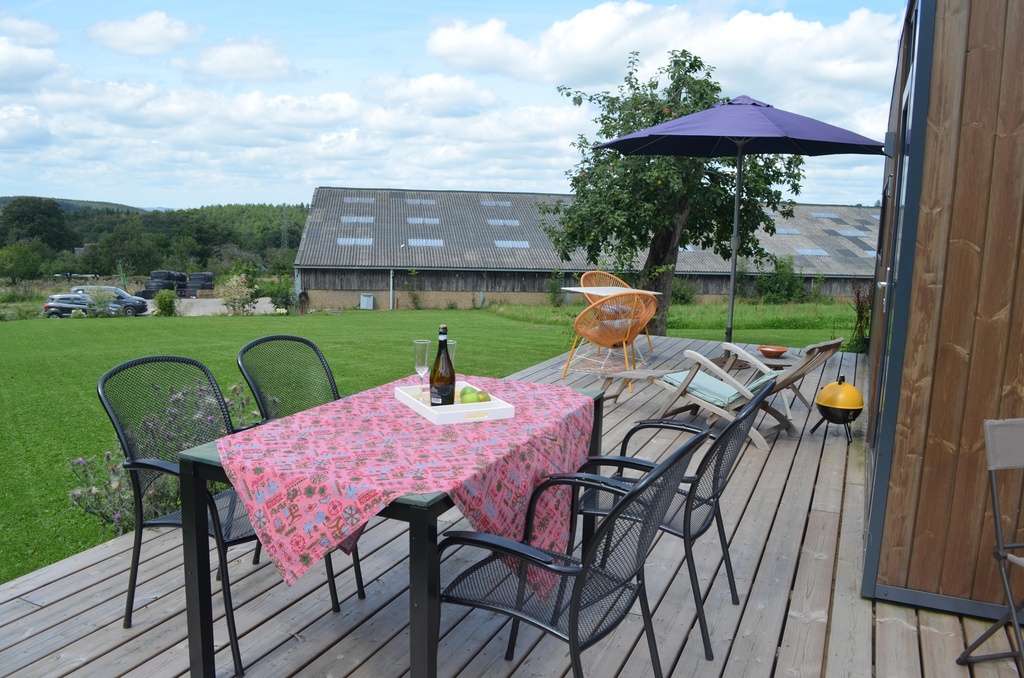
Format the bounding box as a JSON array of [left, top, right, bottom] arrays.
[[0, 338, 986, 678]]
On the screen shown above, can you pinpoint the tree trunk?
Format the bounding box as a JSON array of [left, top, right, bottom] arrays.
[[641, 201, 691, 335]]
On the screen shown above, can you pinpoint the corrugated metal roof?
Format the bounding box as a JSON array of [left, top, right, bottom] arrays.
[[296, 187, 879, 278], [296, 187, 591, 272]]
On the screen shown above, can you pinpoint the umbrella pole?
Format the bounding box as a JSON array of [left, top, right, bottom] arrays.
[[726, 146, 744, 345]]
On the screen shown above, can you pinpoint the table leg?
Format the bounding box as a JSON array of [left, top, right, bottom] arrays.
[[181, 458, 216, 677], [407, 508, 440, 678]]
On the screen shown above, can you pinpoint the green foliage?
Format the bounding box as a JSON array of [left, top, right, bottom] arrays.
[[671, 276, 697, 305], [0, 240, 46, 283], [547, 269, 565, 307], [266, 278, 296, 312], [153, 289, 179, 316], [217, 274, 260, 315], [0, 197, 79, 252], [757, 256, 806, 304], [848, 281, 872, 353], [539, 50, 804, 334]]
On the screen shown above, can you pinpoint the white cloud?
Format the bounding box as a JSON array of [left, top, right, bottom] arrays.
[[0, 16, 59, 46], [0, 104, 51, 148], [0, 37, 58, 89], [427, 1, 672, 86], [88, 11, 199, 56], [193, 39, 294, 80], [364, 73, 499, 117]]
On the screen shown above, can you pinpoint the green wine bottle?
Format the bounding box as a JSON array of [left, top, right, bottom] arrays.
[[429, 324, 455, 406]]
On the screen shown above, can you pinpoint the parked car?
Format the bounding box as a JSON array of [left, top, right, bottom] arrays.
[[70, 286, 148, 316], [42, 293, 120, 318]]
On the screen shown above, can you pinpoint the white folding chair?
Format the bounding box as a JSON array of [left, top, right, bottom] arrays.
[[957, 418, 1024, 674]]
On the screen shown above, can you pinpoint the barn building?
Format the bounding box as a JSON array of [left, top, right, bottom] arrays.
[[294, 186, 879, 310]]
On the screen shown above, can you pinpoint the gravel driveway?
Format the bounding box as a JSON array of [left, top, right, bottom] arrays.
[[175, 297, 277, 316]]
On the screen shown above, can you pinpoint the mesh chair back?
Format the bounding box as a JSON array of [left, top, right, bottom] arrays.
[[680, 380, 775, 540], [238, 335, 340, 420], [98, 356, 234, 501], [573, 428, 710, 644], [984, 419, 1024, 471]]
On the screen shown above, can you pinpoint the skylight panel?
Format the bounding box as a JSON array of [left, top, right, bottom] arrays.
[[406, 198, 436, 205], [776, 227, 800, 235], [343, 197, 375, 204], [796, 248, 829, 256], [486, 219, 520, 227], [337, 237, 373, 246], [810, 212, 840, 219], [865, 249, 878, 257], [678, 244, 695, 252], [408, 239, 443, 247], [481, 200, 512, 207], [495, 240, 529, 249], [838, 229, 866, 237], [407, 217, 440, 225], [340, 215, 374, 224]]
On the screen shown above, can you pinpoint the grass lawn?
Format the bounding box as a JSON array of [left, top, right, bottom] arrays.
[[0, 300, 854, 584]]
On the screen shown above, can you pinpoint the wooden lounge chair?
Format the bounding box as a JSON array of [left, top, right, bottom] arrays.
[[602, 338, 844, 450], [580, 270, 654, 351]]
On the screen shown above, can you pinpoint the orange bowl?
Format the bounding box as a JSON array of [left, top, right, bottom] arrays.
[[757, 345, 787, 359]]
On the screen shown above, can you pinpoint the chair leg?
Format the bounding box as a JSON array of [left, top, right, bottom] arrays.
[[686, 540, 714, 660], [638, 578, 664, 678], [215, 542, 245, 677], [716, 509, 739, 605], [251, 541, 261, 565], [561, 336, 583, 380], [351, 543, 366, 599], [958, 564, 1024, 672], [123, 525, 144, 628]]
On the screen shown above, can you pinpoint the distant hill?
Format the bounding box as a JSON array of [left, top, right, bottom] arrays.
[[0, 196, 147, 213]]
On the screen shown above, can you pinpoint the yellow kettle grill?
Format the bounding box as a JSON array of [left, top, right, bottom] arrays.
[[810, 375, 864, 442]]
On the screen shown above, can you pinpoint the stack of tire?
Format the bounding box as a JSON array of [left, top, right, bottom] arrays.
[[136, 271, 214, 299], [185, 272, 214, 298]]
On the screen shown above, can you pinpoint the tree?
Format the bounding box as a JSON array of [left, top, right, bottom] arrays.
[[0, 197, 79, 252], [0, 240, 46, 283], [540, 51, 804, 334]]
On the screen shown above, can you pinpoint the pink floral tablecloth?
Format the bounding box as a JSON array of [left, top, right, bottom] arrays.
[[217, 375, 595, 585]]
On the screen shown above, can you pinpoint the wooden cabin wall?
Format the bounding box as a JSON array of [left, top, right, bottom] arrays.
[[875, 0, 1024, 605]]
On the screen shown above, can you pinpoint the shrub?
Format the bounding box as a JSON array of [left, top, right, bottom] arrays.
[[547, 269, 565, 307], [217, 274, 259, 315], [266, 279, 295, 313], [847, 281, 872, 353], [757, 256, 806, 304], [671, 276, 697, 305], [153, 289, 179, 316], [68, 383, 261, 535]]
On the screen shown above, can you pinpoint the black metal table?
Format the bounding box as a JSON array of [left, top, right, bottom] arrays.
[[179, 388, 603, 677]]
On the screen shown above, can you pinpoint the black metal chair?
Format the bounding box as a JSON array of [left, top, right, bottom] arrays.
[[98, 356, 259, 677], [438, 426, 711, 677], [237, 334, 342, 421], [236, 334, 365, 599], [576, 379, 776, 660], [957, 418, 1024, 674]]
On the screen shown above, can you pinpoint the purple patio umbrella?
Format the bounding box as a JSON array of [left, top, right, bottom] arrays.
[[596, 95, 883, 343]]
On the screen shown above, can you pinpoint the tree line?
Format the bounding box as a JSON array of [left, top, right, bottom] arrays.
[[0, 196, 307, 283]]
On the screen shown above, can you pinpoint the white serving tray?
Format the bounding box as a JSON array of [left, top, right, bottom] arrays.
[[395, 380, 515, 425]]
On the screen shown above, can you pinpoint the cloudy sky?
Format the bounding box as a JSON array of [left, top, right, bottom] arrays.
[[0, 1, 905, 210]]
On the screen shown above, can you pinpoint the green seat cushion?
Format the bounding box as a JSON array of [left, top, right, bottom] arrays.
[[663, 369, 781, 409]]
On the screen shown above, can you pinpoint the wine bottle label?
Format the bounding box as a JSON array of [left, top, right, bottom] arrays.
[[430, 382, 454, 405]]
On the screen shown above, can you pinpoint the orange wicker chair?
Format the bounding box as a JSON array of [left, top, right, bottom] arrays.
[[561, 291, 659, 383], [579, 270, 654, 351]]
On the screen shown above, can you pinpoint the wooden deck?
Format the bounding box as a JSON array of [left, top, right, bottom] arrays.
[[0, 336, 1017, 677]]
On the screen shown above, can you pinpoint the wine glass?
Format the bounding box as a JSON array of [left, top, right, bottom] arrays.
[[413, 340, 431, 401]]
